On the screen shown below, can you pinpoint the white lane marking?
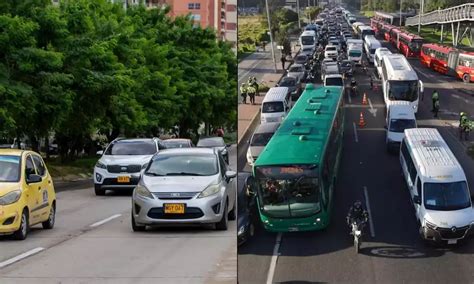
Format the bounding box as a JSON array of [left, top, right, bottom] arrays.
[[0, 247, 45, 269], [347, 91, 352, 104], [238, 53, 270, 82], [266, 232, 282, 284], [363, 186, 375, 238], [368, 98, 378, 117], [353, 122, 359, 143], [90, 214, 122, 228]]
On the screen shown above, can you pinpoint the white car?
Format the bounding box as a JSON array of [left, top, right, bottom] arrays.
[[94, 138, 163, 196], [324, 46, 338, 59]]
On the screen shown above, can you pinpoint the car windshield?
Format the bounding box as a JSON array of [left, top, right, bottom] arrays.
[[255, 165, 320, 218], [0, 155, 20, 182], [326, 47, 336, 51], [389, 119, 416, 133], [289, 66, 303, 72], [146, 154, 218, 176], [326, 77, 343, 86], [296, 56, 307, 62], [423, 181, 471, 211], [280, 78, 296, 87], [349, 50, 362, 57], [162, 140, 191, 148], [197, 137, 225, 147], [105, 141, 156, 155], [251, 132, 274, 147], [301, 36, 315, 45], [262, 101, 284, 113], [388, 81, 418, 102]]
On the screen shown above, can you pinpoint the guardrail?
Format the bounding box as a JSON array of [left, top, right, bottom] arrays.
[[405, 3, 474, 26]]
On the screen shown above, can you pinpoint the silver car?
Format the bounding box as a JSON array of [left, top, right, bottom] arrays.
[[131, 148, 237, 231], [287, 64, 307, 83]]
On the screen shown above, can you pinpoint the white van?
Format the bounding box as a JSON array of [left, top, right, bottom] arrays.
[[385, 101, 416, 152], [347, 39, 363, 65], [261, 87, 291, 124], [400, 128, 473, 244], [374, 47, 392, 78], [299, 30, 316, 50], [324, 74, 344, 87], [364, 35, 382, 63]]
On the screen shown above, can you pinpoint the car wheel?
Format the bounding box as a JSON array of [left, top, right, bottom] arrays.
[[215, 202, 228, 230], [228, 198, 237, 221], [249, 223, 255, 237], [42, 202, 55, 229], [95, 184, 106, 196], [131, 212, 146, 232], [12, 209, 29, 240], [462, 73, 470, 83]]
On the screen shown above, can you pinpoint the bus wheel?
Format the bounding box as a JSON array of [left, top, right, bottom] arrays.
[[462, 73, 471, 83]]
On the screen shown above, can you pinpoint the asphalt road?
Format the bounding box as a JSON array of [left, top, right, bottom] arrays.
[[0, 146, 237, 284], [238, 14, 474, 283]]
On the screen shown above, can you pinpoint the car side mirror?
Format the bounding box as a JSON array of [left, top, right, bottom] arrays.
[[225, 170, 237, 180], [96, 150, 104, 156], [27, 174, 42, 184], [413, 195, 421, 205], [226, 144, 231, 148]]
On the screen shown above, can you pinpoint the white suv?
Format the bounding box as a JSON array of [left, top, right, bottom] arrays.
[[94, 138, 163, 196]]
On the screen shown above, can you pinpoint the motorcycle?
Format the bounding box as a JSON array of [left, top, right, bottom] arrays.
[[459, 122, 472, 141], [351, 221, 363, 254]]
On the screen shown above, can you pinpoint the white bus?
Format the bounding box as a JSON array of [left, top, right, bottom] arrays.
[[400, 128, 473, 244], [359, 26, 375, 40], [299, 30, 316, 50], [363, 35, 382, 63], [381, 54, 424, 113], [374, 47, 392, 78]]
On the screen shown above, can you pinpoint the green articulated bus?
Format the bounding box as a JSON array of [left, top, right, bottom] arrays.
[[252, 84, 345, 232]]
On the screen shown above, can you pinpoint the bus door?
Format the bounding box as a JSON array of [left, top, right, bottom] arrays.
[[447, 51, 459, 77]]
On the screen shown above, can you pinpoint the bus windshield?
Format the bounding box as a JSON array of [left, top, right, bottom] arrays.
[[255, 165, 320, 218], [423, 181, 471, 211], [409, 40, 423, 53], [301, 36, 315, 45], [388, 80, 418, 102]]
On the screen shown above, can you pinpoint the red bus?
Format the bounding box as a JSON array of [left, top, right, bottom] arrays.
[[370, 18, 382, 36], [398, 31, 424, 57], [420, 43, 474, 83], [388, 28, 401, 47], [381, 23, 396, 42]]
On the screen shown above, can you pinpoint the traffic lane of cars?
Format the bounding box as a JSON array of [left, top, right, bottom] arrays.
[[0, 208, 236, 282]]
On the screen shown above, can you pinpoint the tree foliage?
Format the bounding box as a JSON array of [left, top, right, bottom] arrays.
[[0, 0, 236, 160]]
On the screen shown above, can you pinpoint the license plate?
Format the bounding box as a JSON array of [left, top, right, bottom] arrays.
[[447, 239, 457, 245], [117, 176, 130, 183], [164, 203, 185, 214]]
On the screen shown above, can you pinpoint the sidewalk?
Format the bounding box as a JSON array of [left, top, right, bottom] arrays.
[[237, 43, 301, 147]]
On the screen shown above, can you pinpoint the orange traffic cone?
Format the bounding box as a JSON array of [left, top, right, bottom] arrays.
[[359, 112, 366, 128], [362, 93, 368, 105]]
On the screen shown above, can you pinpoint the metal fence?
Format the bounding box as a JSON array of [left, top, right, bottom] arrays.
[[405, 3, 474, 26]]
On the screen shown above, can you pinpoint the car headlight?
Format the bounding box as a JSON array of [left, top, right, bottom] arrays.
[[238, 225, 247, 236], [0, 190, 22, 205], [95, 161, 107, 169], [198, 184, 221, 198], [425, 219, 437, 230], [221, 149, 227, 155], [135, 184, 154, 199]]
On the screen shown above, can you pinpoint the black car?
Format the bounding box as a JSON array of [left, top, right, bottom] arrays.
[[237, 172, 258, 246], [277, 76, 302, 101], [196, 137, 230, 164], [294, 54, 310, 68]]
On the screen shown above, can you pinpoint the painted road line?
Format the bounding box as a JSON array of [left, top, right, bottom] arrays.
[[344, 104, 385, 108], [353, 122, 359, 143], [90, 214, 122, 228], [347, 91, 352, 104], [238, 53, 270, 82], [368, 98, 378, 117], [363, 186, 375, 238], [266, 232, 282, 284], [0, 247, 45, 269]]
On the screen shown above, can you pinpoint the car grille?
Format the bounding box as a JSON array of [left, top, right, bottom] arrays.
[[147, 207, 204, 219], [107, 164, 141, 173], [437, 225, 470, 239], [153, 192, 199, 200]]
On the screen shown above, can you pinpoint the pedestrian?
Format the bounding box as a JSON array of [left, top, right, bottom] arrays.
[[433, 99, 440, 118], [251, 77, 259, 96], [262, 42, 266, 51], [281, 54, 286, 70], [247, 85, 256, 105], [240, 83, 247, 104], [216, 127, 224, 137], [431, 90, 439, 112]]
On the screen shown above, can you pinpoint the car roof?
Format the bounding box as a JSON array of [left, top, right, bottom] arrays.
[[254, 122, 280, 134], [198, 137, 224, 141], [157, 148, 215, 155], [115, 138, 156, 143], [163, 138, 191, 142], [0, 149, 24, 156]]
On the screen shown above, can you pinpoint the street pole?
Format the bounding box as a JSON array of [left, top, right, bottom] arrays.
[[399, 0, 402, 27], [265, 0, 278, 73], [297, 0, 301, 29], [417, 0, 424, 34]]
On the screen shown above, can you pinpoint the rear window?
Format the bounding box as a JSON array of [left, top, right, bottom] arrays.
[[105, 141, 157, 155], [262, 101, 284, 113], [326, 46, 336, 51], [349, 50, 362, 57], [325, 77, 343, 86], [251, 132, 274, 147]]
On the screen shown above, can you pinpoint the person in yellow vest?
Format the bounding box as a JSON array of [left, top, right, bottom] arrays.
[[240, 83, 247, 104]]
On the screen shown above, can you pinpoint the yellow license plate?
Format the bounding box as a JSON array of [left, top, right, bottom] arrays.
[[117, 176, 130, 183], [164, 204, 185, 214]]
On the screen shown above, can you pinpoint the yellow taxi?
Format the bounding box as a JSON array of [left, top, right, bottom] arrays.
[[0, 149, 56, 240]]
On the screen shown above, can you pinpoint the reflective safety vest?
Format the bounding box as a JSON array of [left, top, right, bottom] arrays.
[[240, 85, 247, 93], [247, 86, 256, 94], [432, 92, 439, 101]]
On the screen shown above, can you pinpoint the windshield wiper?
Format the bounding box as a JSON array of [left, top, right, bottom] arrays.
[[165, 172, 204, 176], [145, 172, 165, 176]]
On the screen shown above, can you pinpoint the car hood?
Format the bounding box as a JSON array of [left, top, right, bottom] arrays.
[[0, 182, 21, 196], [99, 155, 154, 165], [199, 146, 226, 152], [425, 207, 474, 228], [249, 146, 264, 158], [238, 213, 250, 227], [142, 174, 219, 193]]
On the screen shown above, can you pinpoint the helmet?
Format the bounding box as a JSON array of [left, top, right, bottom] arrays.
[[460, 112, 466, 117], [354, 200, 362, 209]]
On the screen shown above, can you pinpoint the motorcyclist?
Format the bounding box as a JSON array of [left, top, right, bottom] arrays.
[[350, 78, 358, 96], [459, 112, 471, 140], [346, 200, 368, 227]]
